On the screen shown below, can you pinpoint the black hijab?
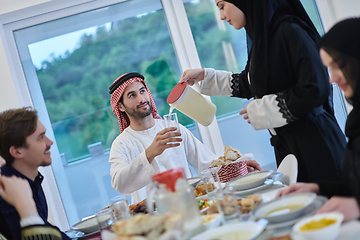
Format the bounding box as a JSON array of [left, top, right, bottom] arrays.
[[317, 18, 360, 141], [224, 0, 320, 97]]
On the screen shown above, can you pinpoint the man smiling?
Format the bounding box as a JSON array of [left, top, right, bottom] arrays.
[[108, 72, 261, 204], [0, 107, 69, 240]]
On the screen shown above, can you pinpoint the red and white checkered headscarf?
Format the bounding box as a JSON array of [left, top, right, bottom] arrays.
[[110, 73, 161, 132]]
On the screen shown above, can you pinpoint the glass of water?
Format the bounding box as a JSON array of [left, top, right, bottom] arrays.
[[111, 195, 130, 221], [95, 208, 115, 231], [163, 112, 180, 133]]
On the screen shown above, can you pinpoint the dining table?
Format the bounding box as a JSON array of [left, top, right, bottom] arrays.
[[253, 183, 360, 240], [89, 180, 360, 240]]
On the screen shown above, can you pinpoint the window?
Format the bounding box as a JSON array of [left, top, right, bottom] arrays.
[[13, 0, 189, 226]]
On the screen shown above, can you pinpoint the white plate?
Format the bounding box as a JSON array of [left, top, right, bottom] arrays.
[[228, 170, 273, 191], [234, 178, 275, 196], [191, 220, 266, 240], [265, 196, 327, 229], [253, 192, 316, 223]]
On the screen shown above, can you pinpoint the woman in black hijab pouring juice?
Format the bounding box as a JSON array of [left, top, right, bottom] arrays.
[[277, 18, 360, 222], [180, 0, 346, 183]]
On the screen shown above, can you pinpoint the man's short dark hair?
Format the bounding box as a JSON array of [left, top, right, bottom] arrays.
[[0, 107, 38, 165]]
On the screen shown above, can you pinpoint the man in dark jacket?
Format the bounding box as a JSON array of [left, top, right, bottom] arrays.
[[0, 107, 70, 240]]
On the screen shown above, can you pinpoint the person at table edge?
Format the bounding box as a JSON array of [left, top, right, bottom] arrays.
[[0, 107, 70, 240], [276, 18, 360, 222], [0, 175, 63, 240]]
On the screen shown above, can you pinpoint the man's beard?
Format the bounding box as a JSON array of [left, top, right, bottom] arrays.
[[125, 101, 152, 119]]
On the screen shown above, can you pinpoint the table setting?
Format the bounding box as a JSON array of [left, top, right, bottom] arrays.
[[66, 145, 360, 240]]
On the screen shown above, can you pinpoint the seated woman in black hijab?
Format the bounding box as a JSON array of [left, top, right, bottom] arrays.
[[180, 0, 346, 183], [277, 18, 360, 222]]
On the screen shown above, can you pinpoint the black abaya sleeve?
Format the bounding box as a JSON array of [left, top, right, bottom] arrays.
[[231, 69, 253, 99]]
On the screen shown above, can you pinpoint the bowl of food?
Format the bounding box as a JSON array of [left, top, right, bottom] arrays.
[[253, 192, 316, 223], [292, 212, 344, 240], [71, 215, 99, 234], [198, 198, 213, 213], [209, 145, 250, 183], [228, 170, 273, 191]]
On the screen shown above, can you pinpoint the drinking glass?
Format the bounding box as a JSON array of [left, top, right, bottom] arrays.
[[111, 195, 131, 220], [163, 112, 180, 133], [217, 192, 241, 224], [95, 208, 115, 231], [164, 112, 180, 145], [200, 167, 222, 197], [200, 167, 222, 201]]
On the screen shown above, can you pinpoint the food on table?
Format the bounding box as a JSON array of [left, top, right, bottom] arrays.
[[245, 194, 262, 205], [132, 203, 148, 215], [198, 198, 214, 211], [300, 218, 337, 231], [237, 194, 262, 214], [129, 199, 147, 215], [210, 158, 227, 167], [210, 145, 244, 167], [207, 195, 239, 216], [265, 203, 304, 216], [210, 145, 250, 183], [237, 198, 254, 214], [212, 230, 252, 240], [112, 213, 182, 240], [224, 145, 243, 160], [194, 183, 215, 197], [268, 235, 293, 240]]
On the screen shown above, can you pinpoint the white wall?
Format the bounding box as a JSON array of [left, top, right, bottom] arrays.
[[317, 0, 360, 32], [0, 0, 51, 111]]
